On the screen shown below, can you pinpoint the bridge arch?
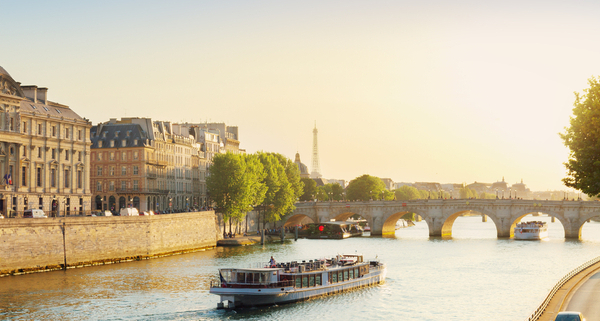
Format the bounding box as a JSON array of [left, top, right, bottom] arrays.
[[382, 210, 426, 236], [509, 210, 568, 238], [575, 211, 600, 239]]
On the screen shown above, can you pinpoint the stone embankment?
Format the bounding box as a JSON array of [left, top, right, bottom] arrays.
[[0, 211, 218, 277]]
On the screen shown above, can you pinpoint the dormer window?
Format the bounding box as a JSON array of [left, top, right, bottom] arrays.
[[42, 106, 49, 111], [110, 140, 115, 147], [98, 141, 103, 148], [55, 108, 61, 114], [122, 140, 126, 146], [134, 139, 138, 145], [103, 132, 107, 138]]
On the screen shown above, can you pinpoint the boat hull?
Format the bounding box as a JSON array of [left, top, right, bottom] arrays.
[[211, 266, 386, 308], [514, 230, 548, 240]]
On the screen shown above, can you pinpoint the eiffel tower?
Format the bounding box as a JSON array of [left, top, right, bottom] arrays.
[[310, 122, 322, 178]]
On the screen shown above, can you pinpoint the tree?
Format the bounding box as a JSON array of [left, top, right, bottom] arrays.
[[346, 174, 387, 201], [299, 178, 317, 201], [256, 152, 302, 228], [459, 186, 477, 199], [395, 185, 421, 200], [207, 153, 264, 233], [561, 76, 600, 196]]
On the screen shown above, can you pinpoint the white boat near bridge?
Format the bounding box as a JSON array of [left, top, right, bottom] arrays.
[[209, 253, 386, 309]]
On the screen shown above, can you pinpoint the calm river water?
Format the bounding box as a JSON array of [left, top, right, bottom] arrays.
[[2, 215, 600, 320]]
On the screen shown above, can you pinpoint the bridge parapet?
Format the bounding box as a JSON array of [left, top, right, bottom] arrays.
[[292, 199, 600, 239]]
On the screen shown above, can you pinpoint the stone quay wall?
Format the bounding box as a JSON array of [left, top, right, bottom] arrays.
[[0, 211, 218, 276]]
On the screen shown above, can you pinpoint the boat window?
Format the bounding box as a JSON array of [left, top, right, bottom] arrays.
[[332, 272, 338, 283], [355, 268, 359, 277], [344, 270, 349, 281], [221, 270, 233, 283], [309, 275, 315, 287], [338, 271, 343, 282], [237, 272, 245, 283], [316, 274, 321, 285], [349, 269, 354, 279], [302, 276, 308, 287], [295, 276, 302, 288]]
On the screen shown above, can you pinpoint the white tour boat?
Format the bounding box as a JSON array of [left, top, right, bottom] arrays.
[[209, 254, 386, 309], [514, 221, 548, 240]]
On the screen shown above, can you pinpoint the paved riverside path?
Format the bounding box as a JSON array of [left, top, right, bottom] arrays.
[[539, 261, 600, 320]]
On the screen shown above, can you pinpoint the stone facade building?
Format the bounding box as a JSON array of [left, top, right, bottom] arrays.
[[91, 118, 208, 213], [0, 66, 92, 217]]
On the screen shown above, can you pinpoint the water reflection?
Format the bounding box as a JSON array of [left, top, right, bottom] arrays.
[[2, 216, 600, 320]]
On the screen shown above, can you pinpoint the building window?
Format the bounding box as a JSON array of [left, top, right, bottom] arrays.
[[133, 180, 138, 191], [97, 152, 102, 161], [78, 170, 82, 188], [110, 166, 115, 176], [23, 121, 27, 133], [78, 130, 82, 140], [9, 118, 14, 131], [110, 152, 115, 161], [51, 168, 56, 187], [122, 139, 126, 146], [97, 166, 102, 176], [65, 150, 69, 161], [38, 147, 42, 158], [133, 165, 138, 175], [38, 123, 42, 135], [109, 181, 114, 191], [121, 166, 127, 176], [52, 126, 56, 137], [65, 128, 69, 139], [21, 166, 27, 186], [98, 141, 103, 148], [52, 148, 56, 159], [64, 169, 70, 188], [110, 140, 115, 147], [37, 167, 42, 187], [121, 181, 126, 190], [78, 151, 82, 162], [23, 146, 27, 157], [121, 152, 126, 161], [134, 151, 139, 160], [96, 181, 102, 192]]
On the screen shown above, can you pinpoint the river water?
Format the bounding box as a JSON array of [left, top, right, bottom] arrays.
[[2, 215, 600, 320]]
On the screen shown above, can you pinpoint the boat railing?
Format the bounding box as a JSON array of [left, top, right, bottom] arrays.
[[211, 280, 294, 288]]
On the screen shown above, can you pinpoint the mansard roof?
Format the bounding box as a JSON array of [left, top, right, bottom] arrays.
[[20, 101, 84, 121], [91, 123, 148, 149], [0, 66, 24, 97]]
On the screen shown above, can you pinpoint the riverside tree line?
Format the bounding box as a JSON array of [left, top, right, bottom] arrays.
[[208, 154, 496, 235]]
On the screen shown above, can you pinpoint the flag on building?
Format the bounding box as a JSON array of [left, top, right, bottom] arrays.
[[3, 173, 12, 185]]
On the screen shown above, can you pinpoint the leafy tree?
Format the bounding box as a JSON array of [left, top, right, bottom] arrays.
[[299, 178, 317, 201], [561, 76, 600, 196], [256, 152, 302, 228], [459, 186, 477, 199], [395, 186, 421, 200], [346, 174, 387, 201], [207, 153, 264, 233]]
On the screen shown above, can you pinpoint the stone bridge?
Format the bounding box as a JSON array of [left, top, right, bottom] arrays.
[[284, 199, 600, 239]]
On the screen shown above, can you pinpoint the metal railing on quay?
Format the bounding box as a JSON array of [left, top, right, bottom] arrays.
[[526, 255, 600, 321]]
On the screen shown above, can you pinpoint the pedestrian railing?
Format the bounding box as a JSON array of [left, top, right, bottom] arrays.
[[527, 255, 600, 320]]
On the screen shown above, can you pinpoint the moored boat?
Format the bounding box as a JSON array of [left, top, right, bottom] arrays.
[[514, 221, 548, 240], [209, 253, 386, 309]]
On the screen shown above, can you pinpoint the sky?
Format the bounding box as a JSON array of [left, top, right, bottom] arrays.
[[3, 0, 600, 191]]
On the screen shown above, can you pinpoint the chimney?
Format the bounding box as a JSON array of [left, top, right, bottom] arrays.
[[20, 85, 38, 103], [37, 87, 48, 104]]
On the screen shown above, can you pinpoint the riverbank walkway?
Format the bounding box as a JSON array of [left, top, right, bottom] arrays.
[[537, 260, 600, 320]]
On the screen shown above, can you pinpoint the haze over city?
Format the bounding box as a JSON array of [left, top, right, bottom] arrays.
[[4, 0, 600, 191]]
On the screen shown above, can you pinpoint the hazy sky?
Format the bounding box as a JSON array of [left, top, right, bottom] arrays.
[[3, 0, 600, 191]]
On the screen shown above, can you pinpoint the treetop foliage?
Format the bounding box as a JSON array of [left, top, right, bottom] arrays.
[[561, 76, 600, 196]]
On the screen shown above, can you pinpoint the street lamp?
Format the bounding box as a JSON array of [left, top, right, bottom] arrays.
[[496, 189, 498, 199], [381, 190, 385, 201], [169, 197, 172, 213]]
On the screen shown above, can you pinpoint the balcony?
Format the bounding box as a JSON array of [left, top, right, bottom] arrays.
[[115, 188, 170, 195]]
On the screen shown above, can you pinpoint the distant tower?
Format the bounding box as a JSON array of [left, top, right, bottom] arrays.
[[311, 122, 322, 178]]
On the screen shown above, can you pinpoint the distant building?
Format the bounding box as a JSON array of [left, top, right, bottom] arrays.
[[294, 152, 309, 178], [380, 178, 394, 190], [466, 181, 491, 196], [91, 117, 207, 213], [490, 177, 509, 197], [0, 66, 92, 217], [510, 179, 531, 199]]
